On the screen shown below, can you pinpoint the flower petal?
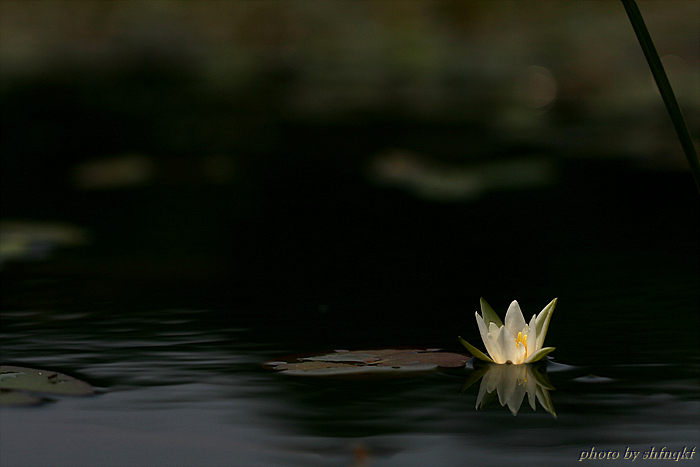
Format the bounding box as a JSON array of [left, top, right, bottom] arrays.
[[496, 325, 518, 364], [486, 322, 504, 363], [458, 336, 494, 363], [523, 347, 556, 364], [488, 322, 501, 340], [504, 301, 527, 335], [485, 331, 504, 363], [480, 298, 503, 328], [515, 338, 527, 364], [477, 315, 499, 360], [475, 312, 489, 343], [535, 298, 557, 349], [527, 314, 538, 356]]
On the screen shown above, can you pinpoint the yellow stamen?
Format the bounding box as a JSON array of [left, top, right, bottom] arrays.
[[515, 332, 529, 354]]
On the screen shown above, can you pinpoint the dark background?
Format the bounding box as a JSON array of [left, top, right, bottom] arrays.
[[2, 1, 698, 363]]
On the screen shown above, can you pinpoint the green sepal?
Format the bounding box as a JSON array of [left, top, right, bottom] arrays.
[[535, 298, 557, 347], [480, 297, 504, 328], [523, 347, 556, 364], [458, 336, 494, 363]]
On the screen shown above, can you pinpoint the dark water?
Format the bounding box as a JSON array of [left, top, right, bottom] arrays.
[[1, 162, 699, 467], [1, 307, 698, 467]]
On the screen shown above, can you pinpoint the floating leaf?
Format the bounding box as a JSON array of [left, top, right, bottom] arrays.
[[264, 348, 471, 377], [0, 366, 94, 398], [0, 389, 44, 406]]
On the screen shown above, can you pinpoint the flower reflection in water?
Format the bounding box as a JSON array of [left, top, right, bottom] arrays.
[[461, 362, 556, 417]]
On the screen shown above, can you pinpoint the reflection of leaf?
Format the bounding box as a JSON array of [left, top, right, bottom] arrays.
[[0, 366, 93, 400], [264, 349, 471, 377], [459, 365, 490, 393]]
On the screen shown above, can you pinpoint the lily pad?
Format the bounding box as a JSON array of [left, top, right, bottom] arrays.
[[263, 348, 471, 377], [0, 389, 45, 406], [0, 366, 94, 402]]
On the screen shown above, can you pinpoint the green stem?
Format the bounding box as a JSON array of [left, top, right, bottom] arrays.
[[621, 0, 700, 193]]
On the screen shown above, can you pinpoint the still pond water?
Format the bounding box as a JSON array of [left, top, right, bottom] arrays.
[[1, 163, 698, 467]]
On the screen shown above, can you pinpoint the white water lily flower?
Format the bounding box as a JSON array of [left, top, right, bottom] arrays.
[[459, 298, 557, 364]]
